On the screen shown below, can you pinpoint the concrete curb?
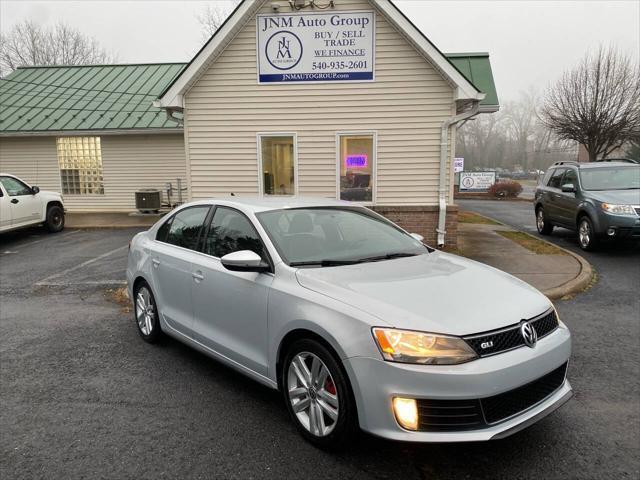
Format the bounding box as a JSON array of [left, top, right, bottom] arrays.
[[461, 211, 594, 300]]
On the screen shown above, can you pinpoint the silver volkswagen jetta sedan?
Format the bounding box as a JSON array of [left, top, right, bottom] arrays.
[[126, 197, 572, 448]]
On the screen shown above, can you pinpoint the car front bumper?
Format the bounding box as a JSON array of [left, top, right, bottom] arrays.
[[343, 325, 572, 442]]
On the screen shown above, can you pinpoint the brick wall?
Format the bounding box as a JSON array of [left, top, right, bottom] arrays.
[[372, 205, 459, 248]]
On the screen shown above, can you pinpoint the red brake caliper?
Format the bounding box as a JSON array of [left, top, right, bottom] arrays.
[[325, 377, 336, 395]]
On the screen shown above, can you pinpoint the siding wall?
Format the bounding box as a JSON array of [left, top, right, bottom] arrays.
[[184, 0, 455, 205], [0, 134, 186, 211]]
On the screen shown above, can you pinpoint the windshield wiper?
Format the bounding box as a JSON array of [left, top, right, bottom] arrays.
[[355, 252, 419, 263], [289, 259, 363, 267]]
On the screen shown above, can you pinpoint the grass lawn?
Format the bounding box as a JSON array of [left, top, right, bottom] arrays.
[[497, 231, 567, 255], [458, 211, 501, 225]]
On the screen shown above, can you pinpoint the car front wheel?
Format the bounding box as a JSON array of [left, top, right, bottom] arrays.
[[578, 216, 598, 251], [134, 281, 162, 343], [282, 339, 358, 449], [45, 205, 65, 233], [536, 207, 553, 235]]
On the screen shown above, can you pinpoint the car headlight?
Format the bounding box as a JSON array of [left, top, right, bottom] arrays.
[[372, 328, 477, 365], [601, 203, 635, 215]]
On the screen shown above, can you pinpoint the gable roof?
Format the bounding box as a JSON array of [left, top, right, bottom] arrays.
[[0, 63, 184, 135], [156, 0, 486, 109]]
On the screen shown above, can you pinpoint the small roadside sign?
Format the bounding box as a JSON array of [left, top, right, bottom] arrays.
[[459, 172, 496, 191], [453, 158, 464, 173]]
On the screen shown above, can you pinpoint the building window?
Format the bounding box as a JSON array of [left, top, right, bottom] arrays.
[[338, 133, 375, 202], [56, 137, 104, 195], [260, 135, 296, 196]]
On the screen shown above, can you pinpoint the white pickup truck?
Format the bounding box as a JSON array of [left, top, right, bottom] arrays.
[[0, 173, 65, 234]]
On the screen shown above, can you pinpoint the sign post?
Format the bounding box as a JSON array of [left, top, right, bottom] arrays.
[[257, 11, 375, 83]]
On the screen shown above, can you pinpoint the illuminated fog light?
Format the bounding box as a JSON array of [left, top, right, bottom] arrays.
[[607, 228, 616, 236], [392, 397, 418, 431]]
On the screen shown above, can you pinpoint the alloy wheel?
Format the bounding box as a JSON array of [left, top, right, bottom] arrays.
[[536, 210, 545, 232], [287, 352, 339, 437], [578, 219, 591, 248], [135, 286, 155, 336]]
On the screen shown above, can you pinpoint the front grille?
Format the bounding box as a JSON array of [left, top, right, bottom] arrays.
[[481, 362, 568, 424], [415, 362, 568, 432], [464, 309, 559, 357]]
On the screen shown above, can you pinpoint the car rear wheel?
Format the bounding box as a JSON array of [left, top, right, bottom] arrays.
[[45, 205, 65, 233], [536, 207, 553, 235], [578, 216, 598, 251], [134, 281, 162, 343], [282, 339, 358, 449]]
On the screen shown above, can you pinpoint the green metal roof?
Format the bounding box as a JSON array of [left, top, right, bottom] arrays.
[[446, 53, 499, 110], [0, 53, 497, 135], [0, 63, 185, 134]]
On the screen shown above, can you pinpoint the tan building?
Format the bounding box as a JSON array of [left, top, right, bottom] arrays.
[[1, 0, 498, 246]]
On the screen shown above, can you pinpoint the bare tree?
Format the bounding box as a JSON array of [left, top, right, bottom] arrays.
[[0, 20, 114, 77], [540, 46, 640, 161], [197, 2, 240, 41]]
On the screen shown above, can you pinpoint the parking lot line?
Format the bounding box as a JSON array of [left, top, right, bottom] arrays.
[[1, 230, 80, 254], [35, 244, 128, 286]]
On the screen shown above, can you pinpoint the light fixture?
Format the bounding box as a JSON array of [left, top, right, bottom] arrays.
[[392, 397, 418, 431]]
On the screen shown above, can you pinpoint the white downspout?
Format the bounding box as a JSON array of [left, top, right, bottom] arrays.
[[437, 100, 481, 247]]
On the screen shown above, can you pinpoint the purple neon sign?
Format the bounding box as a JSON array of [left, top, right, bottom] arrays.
[[345, 154, 368, 168]]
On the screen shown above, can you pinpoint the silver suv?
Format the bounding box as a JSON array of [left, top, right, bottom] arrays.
[[127, 197, 572, 448], [534, 161, 640, 250]]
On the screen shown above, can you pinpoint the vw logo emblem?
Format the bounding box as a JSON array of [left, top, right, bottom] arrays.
[[520, 321, 538, 348]]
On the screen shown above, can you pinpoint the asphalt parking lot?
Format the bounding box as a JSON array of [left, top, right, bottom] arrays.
[[1, 220, 639, 479]]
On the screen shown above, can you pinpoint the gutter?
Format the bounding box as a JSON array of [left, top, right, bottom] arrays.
[[437, 100, 481, 246]]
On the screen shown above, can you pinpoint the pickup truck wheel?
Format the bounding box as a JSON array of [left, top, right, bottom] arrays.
[[536, 207, 553, 235], [578, 216, 598, 251], [45, 205, 65, 233]]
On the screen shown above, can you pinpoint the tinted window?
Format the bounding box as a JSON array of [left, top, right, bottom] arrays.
[[203, 207, 264, 258], [0, 176, 32, 196], [164, 206, 210, 250], [156, 217, 172, 242], [547, 168, 566, 189], [562, 169, 578, 187]]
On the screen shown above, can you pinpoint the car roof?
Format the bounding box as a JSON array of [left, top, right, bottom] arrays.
[[550, 161, 638, 169], [185, 196, 361, 213]]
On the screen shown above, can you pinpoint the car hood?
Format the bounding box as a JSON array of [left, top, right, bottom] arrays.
[[295, 252, 551, 336], [589, 189, 640, 205]]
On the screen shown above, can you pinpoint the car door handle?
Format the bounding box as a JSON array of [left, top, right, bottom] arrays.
[[152, 258, 160, 268], [192, 271, 204, 282], [10, 199, 18, 204]]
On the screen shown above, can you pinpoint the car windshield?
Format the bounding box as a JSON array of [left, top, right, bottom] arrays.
[[579, 166, 640, 191], [256, 207, 428, 266]]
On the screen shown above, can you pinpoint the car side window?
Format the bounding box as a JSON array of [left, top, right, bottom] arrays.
[[203, 207, 264, 259], [562, 169, 578, 188], [547, 168, 566, 189], [163, 206, 210, 251], [0, 176, 32, 196], [156, 217, 173, 242]]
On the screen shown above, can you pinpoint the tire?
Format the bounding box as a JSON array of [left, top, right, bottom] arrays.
[[577, 216, 598, 251], [282, 338, 358, 450], [45, 205, 65, 233], [133, 281, 162, 343], [536, 207, 553, 235]]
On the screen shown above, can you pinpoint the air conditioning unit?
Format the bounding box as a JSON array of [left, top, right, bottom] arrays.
[[135, 189, 162, 213]]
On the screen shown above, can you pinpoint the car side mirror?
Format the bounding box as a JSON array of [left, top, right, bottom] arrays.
[[561, 183, 576, 193], [220, 250, 269, 272], [410, 233, 424, 242], [31, 186, 40, 194]]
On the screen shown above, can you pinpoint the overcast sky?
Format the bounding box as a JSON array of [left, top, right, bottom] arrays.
[[1, 0, 638, 101]]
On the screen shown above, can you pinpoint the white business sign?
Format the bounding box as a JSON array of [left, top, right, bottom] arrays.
[[453, 157, 464, 173], [459, 172, 496, 191], [257, 11, 375, 83]]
